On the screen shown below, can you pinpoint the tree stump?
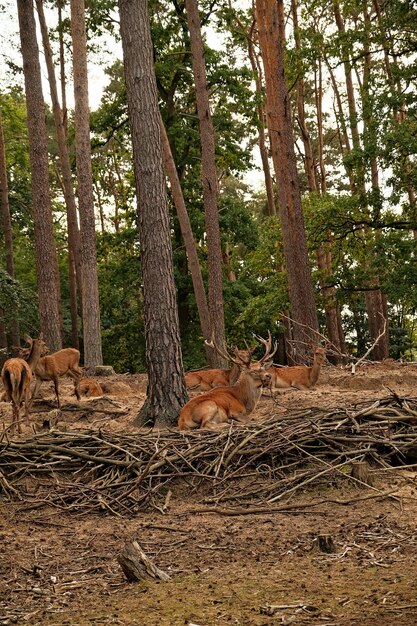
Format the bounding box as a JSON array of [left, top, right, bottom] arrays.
[[117, 541, 170, 582], [351, 461, 374, 486], [314, 534, 336, 554], [83, 365, 115, 377]]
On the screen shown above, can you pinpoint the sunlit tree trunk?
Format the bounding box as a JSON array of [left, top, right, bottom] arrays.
[[70, 0, 103, 365], [16, 0, 62, 352], [119, 0, 188, 426]]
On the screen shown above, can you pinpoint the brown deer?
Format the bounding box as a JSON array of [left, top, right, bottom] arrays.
[[79, 377, 103, 397], [185, 347, 255, 390], [1, 336, 48, 433], [179, 334, 276, 431], [269, 346, 326, 390], [22, 337, 82, 408]]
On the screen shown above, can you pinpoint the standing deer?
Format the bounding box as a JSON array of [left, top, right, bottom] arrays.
[[185, 347, 255, 390], [1, 336, 47, 433], [179, 334, 276, 430], [269, 346, 326, 390], [22, 337, 82, 408]]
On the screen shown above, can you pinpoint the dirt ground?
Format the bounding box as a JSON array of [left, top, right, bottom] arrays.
[[1, 360, 417, 625]]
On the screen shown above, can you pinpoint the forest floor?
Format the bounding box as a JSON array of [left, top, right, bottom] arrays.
[[1, 360, 417, 625]]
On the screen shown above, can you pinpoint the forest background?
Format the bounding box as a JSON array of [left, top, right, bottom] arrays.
[[0, 0, 416, 378]]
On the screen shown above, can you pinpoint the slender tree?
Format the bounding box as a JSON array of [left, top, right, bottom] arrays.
[[118, 0, 188, 426], [255, 0, 319, 362], [159, 117, 212, 357], [185, 0, 227, 368], [70, 0, 103, 365], [16, 0, 62, 352], [36, 0, 81, 349]]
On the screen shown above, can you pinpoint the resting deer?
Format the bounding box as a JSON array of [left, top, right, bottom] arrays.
[[79, 377, 103, 397], [269, 346, 326, 390], [185, 347, 254, 391], [179, 334, 276, 431], [1, 336, 47, 433], [22, 337, 82, 408]]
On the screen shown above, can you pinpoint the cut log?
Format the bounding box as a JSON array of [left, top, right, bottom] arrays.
[[83, 365, 116, 377], [314, 534, 336, 554], [117, 540, 170, 582], [351, 461, 374, 486]]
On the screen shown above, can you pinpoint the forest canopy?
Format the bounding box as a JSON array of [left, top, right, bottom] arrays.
[[1, 0, 417, 374]]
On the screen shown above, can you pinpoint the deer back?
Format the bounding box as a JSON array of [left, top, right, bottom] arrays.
[[1, 358, 32, 405], [35, 348, 81, 378]]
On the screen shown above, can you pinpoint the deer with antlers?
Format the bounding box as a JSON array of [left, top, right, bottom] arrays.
[[20, 336, 82, 408], [1, 335, 48, 433], [269, 346, 326, 390], [185, 347, 254, 390], [178, 334, 276, 430]]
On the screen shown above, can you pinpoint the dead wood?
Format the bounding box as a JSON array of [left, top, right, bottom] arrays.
[[117, 540, 170, 582], [314, 534, 336, 553], [0, 394, 417, 514]]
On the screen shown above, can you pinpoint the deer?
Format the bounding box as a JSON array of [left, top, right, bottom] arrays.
[[79, 377, 103, 397], [269, 346, 326, 390], [1, 335, 48, 433], [178, 333, 276, 431], [185, 347, 254, 391], [21, 337, 82, 408]]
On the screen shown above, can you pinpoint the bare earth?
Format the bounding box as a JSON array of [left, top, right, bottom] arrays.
[[1, 360, 417, 626]]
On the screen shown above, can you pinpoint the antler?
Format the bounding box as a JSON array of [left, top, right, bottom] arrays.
[[23, 334, 33, 346], [253, 331, 278, 364], [205, 333, 253, 367]]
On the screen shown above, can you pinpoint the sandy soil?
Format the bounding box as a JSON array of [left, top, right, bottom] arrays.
[[1, 360, 417, 625]]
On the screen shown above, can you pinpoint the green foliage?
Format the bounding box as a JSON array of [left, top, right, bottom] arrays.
[[96, 228, 145, 373], [0, 268, 38, 335]]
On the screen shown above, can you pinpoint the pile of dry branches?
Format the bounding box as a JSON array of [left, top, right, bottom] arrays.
[[1, 394, 416, 515]]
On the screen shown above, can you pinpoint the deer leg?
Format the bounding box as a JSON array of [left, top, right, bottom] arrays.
[[230, 413, 251, 424], [53, 377, 61, 408], [67, 371, 81, 401], [12, 403, 20, 434], [23, 387, 31, 426], [30, 378, 42, 407]]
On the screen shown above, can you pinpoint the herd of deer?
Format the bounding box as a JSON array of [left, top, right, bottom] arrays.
[[179, 338, 326, 430], [0, 333, 326, 434], [0, 336, 82, 433]]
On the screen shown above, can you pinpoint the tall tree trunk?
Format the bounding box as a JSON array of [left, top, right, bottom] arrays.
[[36, 0, 80, 349], [255, 0, 319, 363], [362, 2, 388, 360], [70, 0, 103, 365], [118, 0, 188, 426], [16, 0, 62, 352], [159, 117, 212, 361], [185, 0, 227, 368], [0, 105, 20, 346]]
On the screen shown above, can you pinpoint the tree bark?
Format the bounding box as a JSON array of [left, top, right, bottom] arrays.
[[70, 0, 103, 365], [118, 0, 188, 427], [185, 0, 227, 368], [16, 0, 62, 352], [255, 0, 319, 362]]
